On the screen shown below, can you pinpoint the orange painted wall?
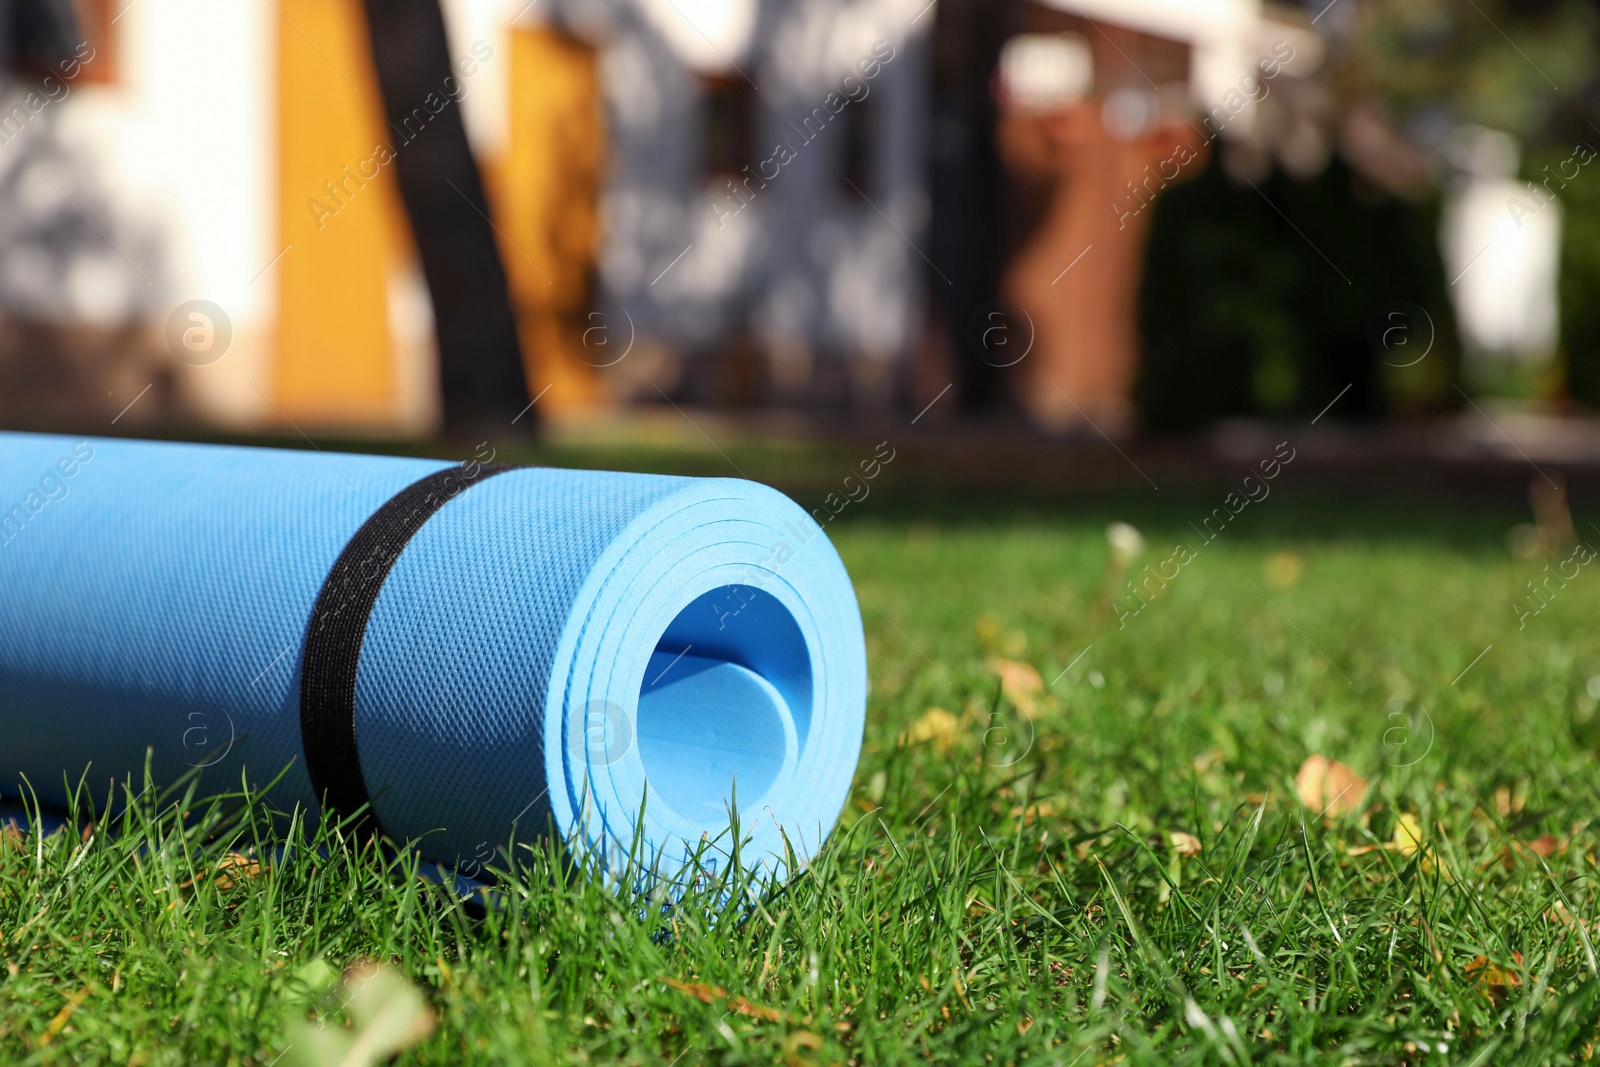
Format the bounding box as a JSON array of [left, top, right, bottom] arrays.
[[273, 0, 406, 424], [493, 25, 606, 410]]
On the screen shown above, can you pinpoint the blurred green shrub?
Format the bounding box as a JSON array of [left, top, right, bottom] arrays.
[[1537, 143, 1600, 409], [1135, 154, 1459, 433]]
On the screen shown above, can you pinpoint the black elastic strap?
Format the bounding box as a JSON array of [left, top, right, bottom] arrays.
[[300, 462, 520, 835]]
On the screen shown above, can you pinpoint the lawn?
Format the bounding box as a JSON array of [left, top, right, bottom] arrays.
[[2, 437, 1598, 1065]]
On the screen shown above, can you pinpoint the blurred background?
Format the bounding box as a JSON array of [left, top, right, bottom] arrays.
[[3, 0, 1600, 501]]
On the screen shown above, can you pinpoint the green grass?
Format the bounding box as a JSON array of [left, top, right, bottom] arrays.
[[4, 449, 1600, 1065]]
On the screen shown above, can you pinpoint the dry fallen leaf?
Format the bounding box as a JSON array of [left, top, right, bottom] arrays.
[[989, 658, 1043, 718], [902, 707, 960, 753], [213, 853, 263, 891], [1494, 785, 1526, 817], [1529, 474, 1577, 553], [1009, 801, 1058, 826], [1528, 834, 1563, 857], [1465, 952, 1523, 1007], [1295, 755, 1367, 818], [661, 976, 784, 1022], [1546, 902, 1596, 933], [1164, 831, 1203, 858], [1502, 834, 1567, 869], [1011, 799, 1062, 825], [784, 1031, 824, 1053], [179, 851, 263, 892]]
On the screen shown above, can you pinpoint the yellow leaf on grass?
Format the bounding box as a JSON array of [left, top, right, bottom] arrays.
[[1394, 813, 1424, 855], [1346, 813, 1438, 868], [38, 984, 93, 1048], [989, 658, 1043, 718], [903, 708, 960, 753], [1295, 755, 1367, 818]]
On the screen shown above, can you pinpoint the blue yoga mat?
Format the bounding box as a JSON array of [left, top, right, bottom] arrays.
[[0, 432, 866, 880]]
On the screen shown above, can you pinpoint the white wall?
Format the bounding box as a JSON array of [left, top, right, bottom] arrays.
[[0, 0, 278, 425], [1039, 0, 1267, 130]]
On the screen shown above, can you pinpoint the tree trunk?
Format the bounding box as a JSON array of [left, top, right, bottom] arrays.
[[360, 0, 534, 438]]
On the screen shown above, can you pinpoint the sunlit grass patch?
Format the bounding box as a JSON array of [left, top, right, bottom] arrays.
[[3, 484, 1598, 1064]]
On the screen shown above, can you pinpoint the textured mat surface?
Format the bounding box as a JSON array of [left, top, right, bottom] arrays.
[[0, 433, 866, 877]]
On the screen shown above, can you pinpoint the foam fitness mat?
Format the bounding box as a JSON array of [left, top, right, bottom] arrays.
[[0, 433, 866, 878]]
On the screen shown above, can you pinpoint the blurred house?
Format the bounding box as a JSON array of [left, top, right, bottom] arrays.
[[0, 0, 581, 434], [933, 0, 1328, 430], [1, 0, 1439, 436], [544, 0, 932, 410], [0, 0, 931, 433]]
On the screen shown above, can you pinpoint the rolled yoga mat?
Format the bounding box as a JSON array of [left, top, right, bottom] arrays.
[[0, 432, 866, 879]]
